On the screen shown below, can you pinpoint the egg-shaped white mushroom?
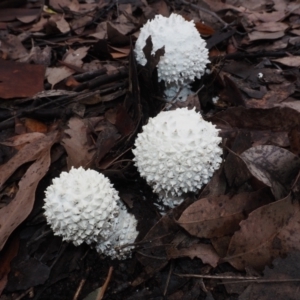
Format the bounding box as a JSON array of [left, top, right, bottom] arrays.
[[132, 108, 222, 197], [134, 13, 210, 85], [43, 167, 138, 259]]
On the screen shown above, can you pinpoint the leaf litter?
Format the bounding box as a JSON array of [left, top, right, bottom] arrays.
[[1, 0, 300, 299]]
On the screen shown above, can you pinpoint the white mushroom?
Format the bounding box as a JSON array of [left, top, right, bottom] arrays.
[[134, 14, 210, 86], [132, 108, 222, 201], [43, 167, 138, 259]]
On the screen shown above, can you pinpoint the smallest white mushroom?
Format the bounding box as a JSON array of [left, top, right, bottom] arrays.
[[43, 167, 138, 259]]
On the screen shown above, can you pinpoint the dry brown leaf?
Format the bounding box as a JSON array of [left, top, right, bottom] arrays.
[[61, 117, 96, 169], [63, 46, 89, 66], [245, 82, 294, 109], [253, 22, 289, 32], [0, 32, 28, 60], [109, 45, 130, 58], [223, 195, 297, 271], [149, 0, 170, 17], [1, 133, 45, 148], [19, 46, 52, 66], [177, 189, 272, 239], [70, 15, 93, 35], [239, 252, 300, 300], [0, 60, 45, 99], [248, 31, 285, 41], [46, 66, 74, 87], [107, 22, 131, 45], [46, 47, 89, 87], [0, 8, 40, 23], [105, 105, 135, 136], [272, 56, 300, 67], [0, 132, 58, 250], [0, 132, 58, 187], [89, 22, 107, 39], [240, 145, 300, 199], [30, 16, 48, 32], [49, 14, 70, 34], [252, 11, 286, 23], [166, 243, 219, 267], [0, 234, 19, 294], [23, 118, 48, 133], [49, 0, 79, 12]]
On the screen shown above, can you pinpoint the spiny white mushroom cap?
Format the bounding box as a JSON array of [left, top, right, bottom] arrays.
[[132, 108, 222, 196], [96, 204, 138, 259], [43, 167, 138, 259], [134, 14, 210, 85], [164, 85, 193, 102]]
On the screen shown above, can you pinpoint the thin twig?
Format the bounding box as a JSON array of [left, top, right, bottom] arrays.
[[219, 278, 300, 284], [73, 278, 87, 300], [164, 262, 174, 296], [96, 266, 114, 300], [175, 273, 259, 280]]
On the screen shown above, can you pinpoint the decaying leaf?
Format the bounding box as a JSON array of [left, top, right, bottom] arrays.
[[61, 117, 96, 169], [0, 234, 19, 294], [240, 145, 300, 199], [272, 56, 300, 67], [223, 195, 299, 271], [239, 252, 300, 300], [6, 257, 50, 291], [0, 59, 45, 98], [177, 189, 272, 239], [0, 132, 58, 187], [0, 131, 58, 250], [166, 243, 219, 267]]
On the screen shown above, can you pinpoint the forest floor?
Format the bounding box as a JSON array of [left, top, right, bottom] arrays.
[[1, 0, 300, 299]]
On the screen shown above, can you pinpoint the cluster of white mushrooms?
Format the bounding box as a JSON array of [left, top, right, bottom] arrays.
[[43, 167, 138, 259], [43, 14, 222, 260]]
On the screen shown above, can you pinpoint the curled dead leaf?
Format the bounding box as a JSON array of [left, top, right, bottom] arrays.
[[240, 145, 300, 199]]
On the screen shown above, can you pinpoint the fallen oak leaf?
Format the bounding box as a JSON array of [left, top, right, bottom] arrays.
[[177, 189, 273, 239], [0, 131, 58, 250], [222, 195, 298, 271]]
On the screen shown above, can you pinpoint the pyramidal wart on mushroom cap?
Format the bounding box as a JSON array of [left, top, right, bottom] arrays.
[[134, 13, 210, 86], [132, 108, 222, 198], [43, 167, 138, 259]]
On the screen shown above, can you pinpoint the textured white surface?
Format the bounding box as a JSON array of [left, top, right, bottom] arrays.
[[133, 108, 222, 198], [158, 191, 185, 209], [43, 167, 138, 259], [134, 14, 210, 85]]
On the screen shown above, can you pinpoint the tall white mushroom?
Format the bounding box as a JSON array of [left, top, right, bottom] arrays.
[[134, 14, 210, 102], [43, 167, 138, 259]]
